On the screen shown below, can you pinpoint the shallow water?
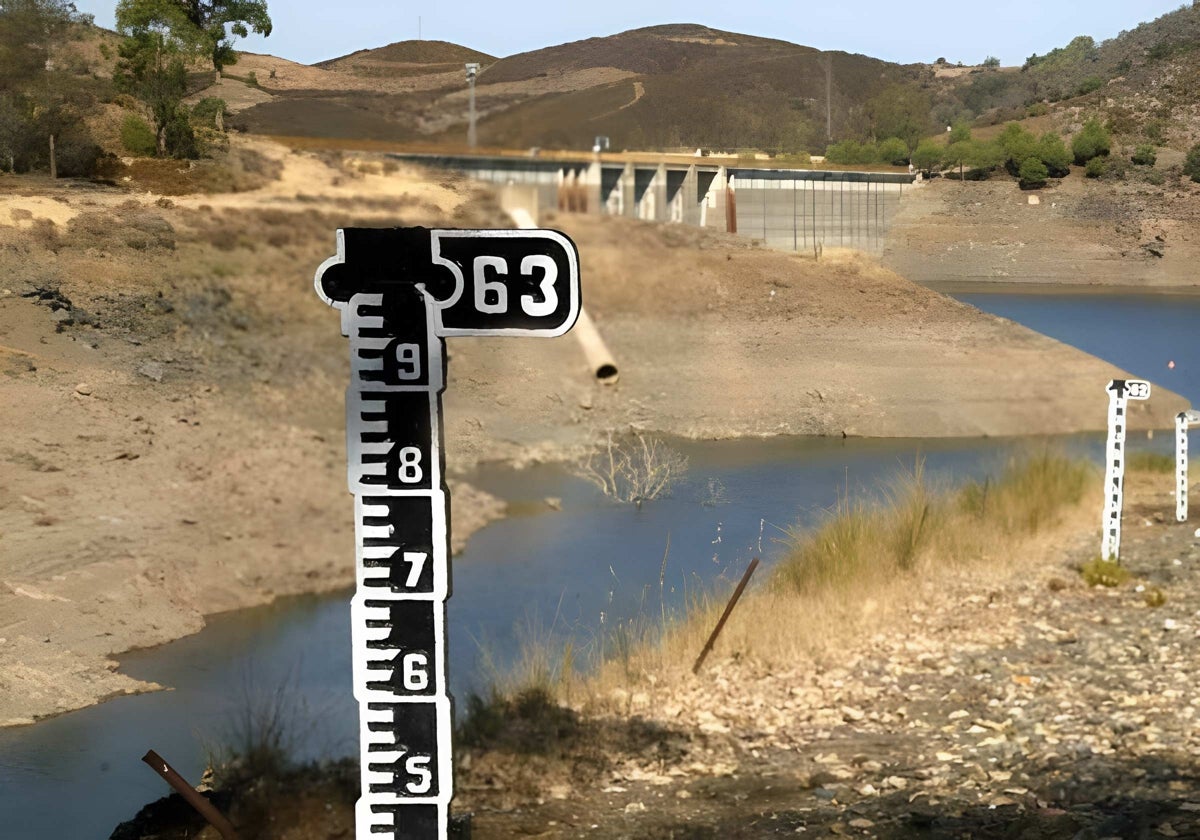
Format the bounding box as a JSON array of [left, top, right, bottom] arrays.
[[2, 290, 1195, 838], [954, 290, 1200, 407]]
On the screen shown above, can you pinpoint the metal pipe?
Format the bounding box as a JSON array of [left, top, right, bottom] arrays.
[[506, 208, 619, 384], [573, 306, 619, 384], [141, 750, 239, 840]]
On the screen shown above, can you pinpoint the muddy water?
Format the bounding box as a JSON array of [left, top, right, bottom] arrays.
[[2, 291, 1194, 838]]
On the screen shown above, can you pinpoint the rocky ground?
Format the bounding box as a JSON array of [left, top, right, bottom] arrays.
[[110, 471, 1200, 838], [882, 172, 1200, 290], [455, 473, 1200, 839], [3, 137, 1183, 728]]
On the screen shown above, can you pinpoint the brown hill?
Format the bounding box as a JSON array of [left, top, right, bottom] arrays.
[[315, 39, 495, 77], [237, 23, 927, 153]]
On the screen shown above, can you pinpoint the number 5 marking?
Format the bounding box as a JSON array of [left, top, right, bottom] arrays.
[[520, 254, 558, 316]]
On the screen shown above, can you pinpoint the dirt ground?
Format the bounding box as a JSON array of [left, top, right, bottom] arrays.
[[0, 137, 1186, 730], [108, 472, 1200, 839], [882, 172, 1200, 288]]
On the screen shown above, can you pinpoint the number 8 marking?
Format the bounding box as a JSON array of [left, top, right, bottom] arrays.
[[397, 446, 423, 483]]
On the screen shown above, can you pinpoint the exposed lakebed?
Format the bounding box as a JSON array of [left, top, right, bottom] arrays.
[[2, 290, 1196, 838]]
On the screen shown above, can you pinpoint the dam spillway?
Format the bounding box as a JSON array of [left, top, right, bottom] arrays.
[[387, 152, 916, 254]]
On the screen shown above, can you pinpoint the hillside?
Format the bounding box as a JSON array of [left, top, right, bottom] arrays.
[[314, 38, 496, 78], [234, 23, 928, 152], [938, 4, 1200, 149]]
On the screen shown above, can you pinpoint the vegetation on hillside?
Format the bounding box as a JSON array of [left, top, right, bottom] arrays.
[[0, 0, 105, 175]]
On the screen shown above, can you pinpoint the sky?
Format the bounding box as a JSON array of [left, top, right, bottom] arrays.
[[72, 1, 1186, 67]]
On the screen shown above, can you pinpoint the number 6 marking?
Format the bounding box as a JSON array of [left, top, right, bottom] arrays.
[[520, 254, 558, 316], [473, 256, 508, 314]]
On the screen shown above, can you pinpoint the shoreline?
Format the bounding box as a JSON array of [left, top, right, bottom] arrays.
[[926, 280, 1200, 296]]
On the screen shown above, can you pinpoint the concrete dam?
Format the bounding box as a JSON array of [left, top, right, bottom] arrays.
[[389, 152, 916, 254]]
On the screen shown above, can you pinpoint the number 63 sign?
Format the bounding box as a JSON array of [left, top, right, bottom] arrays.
[[315, 227, 581, 839]]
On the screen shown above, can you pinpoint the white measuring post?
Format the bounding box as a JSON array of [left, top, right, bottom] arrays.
[[1101, 379, 1151, 561], [1176, 410, 1200, 522], [315, 226, 580, 839]]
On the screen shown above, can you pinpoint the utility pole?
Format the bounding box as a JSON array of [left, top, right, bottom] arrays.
[[825, 53, 832, 142], [418, 16, 422, 40], [465, 62, 479, 149]]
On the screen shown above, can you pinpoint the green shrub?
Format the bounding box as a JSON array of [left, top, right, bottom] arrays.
[[191, 97, 227, 129], [1018, 156, 1048, 189], [998, 122, 1038, 175], [1037, 131, 1072, 177], [1080, 557, 1129, 587], [910, 140, 942, 173], [1144, 120, 1165, 145], [1184, 142, 1200, 183], [1072, 118, 1111, 165], [1131, 144, 1157, 166], [163, 110, 198, 160], [1085, 156, 1106, 178], [120, 114, 156, 156], [982, 56, 1001, 68], [1027, 102, 1049, 117], [877, 137, 909, 166], [1076, 76, 1103, 96], [825, 139, 879, 166]]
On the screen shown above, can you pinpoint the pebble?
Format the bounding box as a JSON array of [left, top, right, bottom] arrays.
[[74, 383, 92, 396]]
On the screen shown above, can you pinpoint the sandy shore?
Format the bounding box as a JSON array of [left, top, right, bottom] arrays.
[[0, 139, 1188, 726]]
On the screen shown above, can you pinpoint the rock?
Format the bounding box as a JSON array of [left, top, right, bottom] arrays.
[[623, 801, 646, 814], [74, 383, 92, 396], [137, 362, 165, 382]]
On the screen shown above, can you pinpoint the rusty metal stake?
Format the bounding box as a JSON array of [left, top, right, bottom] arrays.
[[140, 750, 240, 840], [692, 557, 760, 674]]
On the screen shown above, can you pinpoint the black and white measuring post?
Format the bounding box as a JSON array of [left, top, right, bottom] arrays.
[[1176, 409, 1200, 522], [315, 227, 580, 839], [1101, 379, 1151, 561]]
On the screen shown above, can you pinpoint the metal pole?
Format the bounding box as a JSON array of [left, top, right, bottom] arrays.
[[792, 179, 797, 251], [762, 180, 767, 242], [141, 750, 239, 840], [467, 77, 477, 149], [692, 558, 760, 674]]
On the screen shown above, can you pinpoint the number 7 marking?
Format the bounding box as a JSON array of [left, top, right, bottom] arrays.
[[401, 551, 427, 588]]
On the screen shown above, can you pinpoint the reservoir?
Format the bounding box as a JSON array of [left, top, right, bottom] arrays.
[[1, 290, 1196, 838]]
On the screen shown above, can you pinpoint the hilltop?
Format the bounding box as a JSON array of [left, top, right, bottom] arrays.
[[230, 23, 926, 152], [314, 39, 495, 77]]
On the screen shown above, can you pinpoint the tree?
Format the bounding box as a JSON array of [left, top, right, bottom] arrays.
[[982, 56, 1001, 68], [948, 120, 971, 144], [876, 136, 909, 166], [998, 122, 1038, 175], [865, 83, 932, 150], [965, 139, 1005, 173], [944, 139, 972, 180], [115, 0, 201, 157], [910, 140, 942, 174], [1072, 118, 1110, 165], [175, 1, 272, 74], [0, 0, 96, 175], [1037, 131, 1072, 177], [1018, 156, 1048, 189]]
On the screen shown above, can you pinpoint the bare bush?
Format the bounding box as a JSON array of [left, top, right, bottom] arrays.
[[575, 433, 688, 507]]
